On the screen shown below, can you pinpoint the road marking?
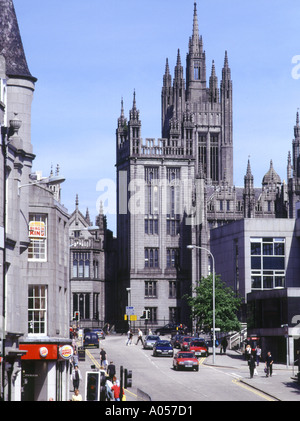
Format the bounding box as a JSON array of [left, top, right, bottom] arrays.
[[232, 378, 276, 401]]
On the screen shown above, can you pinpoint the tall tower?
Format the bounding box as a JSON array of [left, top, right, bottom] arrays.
[[161, 2, 233, 186], [116, 3, 235, 328], [288, 111, 300, 217]]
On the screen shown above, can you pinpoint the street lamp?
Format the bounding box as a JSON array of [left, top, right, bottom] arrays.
[[18, 174, 65, 192], [126, 288, 131, 327], [187, 244, 216, 364]]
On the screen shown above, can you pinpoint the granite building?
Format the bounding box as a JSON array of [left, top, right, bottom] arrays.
[[115, 2, 300, 333], [0, 0, 71, 401], [69, 196, 117, 329]]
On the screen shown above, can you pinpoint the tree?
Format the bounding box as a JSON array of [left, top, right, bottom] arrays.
[[185, 274, 242, 333]]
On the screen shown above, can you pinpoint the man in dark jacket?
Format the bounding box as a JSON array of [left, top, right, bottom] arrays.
[[107, 361, 116, 382], [265, 351, 273, 377]]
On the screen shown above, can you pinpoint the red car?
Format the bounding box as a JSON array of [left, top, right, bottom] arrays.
[[180, 336, 193, 350], [173, 351, 199, 371], [189, 339, 209, 357]]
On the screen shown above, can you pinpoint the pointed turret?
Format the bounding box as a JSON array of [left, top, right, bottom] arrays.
[[128, 90, 141, 155], [294, 110, 300, 139], [0, 0, 36, 81], [243, 159, 255, 218], [161, 58, 173, 137], [209, 60, 219, 104]]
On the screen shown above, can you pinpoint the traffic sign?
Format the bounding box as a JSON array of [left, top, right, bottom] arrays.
[[126, 306, 135, 316]]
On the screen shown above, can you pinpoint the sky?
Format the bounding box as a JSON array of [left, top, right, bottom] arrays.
[[13, 0, 300, 235]]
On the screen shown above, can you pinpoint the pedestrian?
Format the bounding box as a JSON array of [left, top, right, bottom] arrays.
[[255, 345, 261, 366], [105, 378, 114, 401], [107, 361, 116, 382], [72, 388, 83, 401], [221, 337, 228, 354], [100, 348, 108, 370], [136, 328, 144, 346], [265, 351, 273, 377], [248, 354, 256, 378], [245, 344, 251, 361], [126, 329, 133, 346], [71, 365, 82, 391], [111, 380, 122, 401], [72, 349, 79, 367]]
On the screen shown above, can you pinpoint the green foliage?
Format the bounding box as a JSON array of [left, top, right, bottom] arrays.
[[184, 274, 242, 333]]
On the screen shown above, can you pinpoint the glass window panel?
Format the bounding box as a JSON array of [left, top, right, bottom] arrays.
[[251, 276, 261, 289], [251, 243, 261, 255], [263, 243, 273, 255], [274, 242, 284, 256], [251, 257, 261, 269], [263, 257, 284, 270], [263, 276, 273, 289]]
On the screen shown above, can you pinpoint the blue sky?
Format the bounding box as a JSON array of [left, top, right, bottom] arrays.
[[14, 0, 300, 235]]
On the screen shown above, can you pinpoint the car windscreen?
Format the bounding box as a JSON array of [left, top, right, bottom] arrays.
[[158, 341, 171, 346], [148, 336, 159, 340], [190, 341, 206, 347], [179, 353, 195, 358]]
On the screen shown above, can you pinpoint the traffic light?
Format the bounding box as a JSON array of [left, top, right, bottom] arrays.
[[140, 309, 150, 320], [85, 371, 100, 401], [74, 311, 80, 321], [124, 369, 132, 388]]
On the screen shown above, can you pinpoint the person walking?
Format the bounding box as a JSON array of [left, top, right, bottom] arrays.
[[71, 365, 82, 391], [255, 345, 262, 366], [100, 348, 108, 370], [126, 329, 133, 346], [248, 354, 256, 378], [111, 380, 123, 402], [136, 328, 144, 346], [221, 337, 228, 354], [107, 361, 116, 382], [245, 344, 252, 361], [265, 351, 273, 377], [71, 349, 79, 367]]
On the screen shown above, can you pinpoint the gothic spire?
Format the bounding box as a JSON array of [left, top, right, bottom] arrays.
[[294, 110, 300, 139], [191, 2, 200, 53], [0, 0, 36, 81]]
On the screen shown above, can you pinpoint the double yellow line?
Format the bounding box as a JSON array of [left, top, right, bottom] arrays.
[[232, 378, 276, 401]]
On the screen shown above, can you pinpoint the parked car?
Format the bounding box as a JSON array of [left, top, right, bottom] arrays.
[[143, 335, 160, 349], [83, 332, 99, 348], [173, 351, 199, 371], [155, 323, 181, 336], [92, 329, 106, 340], [153, 340, 174, 357], [180, 336, 193, 350], [189, 339, 209, 357]]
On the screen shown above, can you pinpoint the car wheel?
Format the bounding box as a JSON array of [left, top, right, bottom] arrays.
[[195, 366, 199, 372]]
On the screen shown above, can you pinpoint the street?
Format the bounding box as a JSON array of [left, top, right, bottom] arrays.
[[72, 334, 275, 402]]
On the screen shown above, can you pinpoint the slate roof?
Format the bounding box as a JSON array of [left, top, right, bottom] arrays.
[[0, 0, 36, 81]]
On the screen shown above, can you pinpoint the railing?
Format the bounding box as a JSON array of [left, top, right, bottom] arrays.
[[229, 325, 247, 350]]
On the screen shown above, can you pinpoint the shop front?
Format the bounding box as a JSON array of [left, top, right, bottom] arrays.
[[19, 341, 73, 401]]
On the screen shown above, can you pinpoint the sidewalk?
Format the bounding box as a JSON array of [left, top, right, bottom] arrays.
[[204, 349, 300, 401]]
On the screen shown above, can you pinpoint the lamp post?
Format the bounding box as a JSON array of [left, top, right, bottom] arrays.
[[126, 288, 131, 328], [187, 244, 216, 364]]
